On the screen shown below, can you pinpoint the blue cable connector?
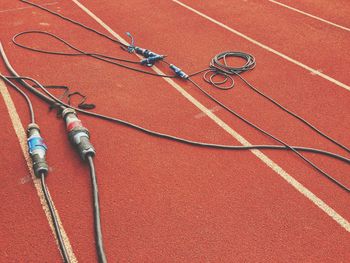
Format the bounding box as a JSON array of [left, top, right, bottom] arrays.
[[169, 64, 189, 79]]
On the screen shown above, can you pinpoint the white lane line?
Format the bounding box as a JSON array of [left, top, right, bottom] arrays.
[[171, 0, 350, 92], [0, 79, 78, 262], [0, 2, 58, 14], [73, 0, 350, 232], [269, 0, 350, 32]]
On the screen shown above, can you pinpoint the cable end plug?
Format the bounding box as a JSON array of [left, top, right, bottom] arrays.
[[27, 123, 49, 177], [169, 64, 189, 79], [140, 54, 165, 66], [62, 108, 95, 160]]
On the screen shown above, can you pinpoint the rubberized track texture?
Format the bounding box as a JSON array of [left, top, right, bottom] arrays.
[[0, 0, 349, 262]]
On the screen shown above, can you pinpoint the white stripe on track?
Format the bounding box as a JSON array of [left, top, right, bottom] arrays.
[[73, 0, 350, 232], [0, 78, 78, 262], [268, 0, 350, 32], [171, 0, 350, 92]]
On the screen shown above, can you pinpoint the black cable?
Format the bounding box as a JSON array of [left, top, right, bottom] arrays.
[[19, 0, 128, 48], [5, 75, 350, 165], [0, 74, 35, 123], [17, 0, 348, 155], [13, 30, 349, 160], [188, 78, 350, 192], [9, 75, 350, 193], [13, 31, 177, 78], [2, 37, 349, 191], [13, 31, 139, 63], [0, 42, 60, 106], [1, 69, 69, 262], [234, 72, 350, 154], [87, 155, 107, 263], [200, 51, 350, 154], [41, 173, 71, 263]]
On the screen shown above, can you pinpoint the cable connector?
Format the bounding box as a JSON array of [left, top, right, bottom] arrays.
[[169, 64, 189, 79], [140, 54, 165, 66], [134, 47, 160, 58], [62, 108, 95, 160], [27, 123, 49, 177], [125, 32, 136, 53], [125, 33, 159, 58]]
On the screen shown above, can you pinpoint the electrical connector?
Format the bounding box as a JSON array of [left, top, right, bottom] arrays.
[[62, 108, 95, 160], [27, 123, 49, 177], [169, 64, 189, 79], [140, 54, 165, 66], [134, 47, 160, 58]]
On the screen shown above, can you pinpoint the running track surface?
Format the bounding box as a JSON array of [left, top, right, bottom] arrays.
[[0, 0, 349, 262]]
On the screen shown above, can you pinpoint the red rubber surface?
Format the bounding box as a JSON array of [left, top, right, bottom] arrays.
[[270, 0, 350, 28], [0, 93, 61, 261], [1, 0, 349, 262]]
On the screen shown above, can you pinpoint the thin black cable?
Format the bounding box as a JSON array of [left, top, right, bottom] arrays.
[[87, 155, 107, 263], [18, 0, 348, 157], [203, 51, 350, 154], [0, 74, 35, 123], [188, 77, 350, 192], [234, 72, 350, 154], [12, 31, 177, 78], [13, 31, 139, 63], [40, 173, 71, 263], [19, 0, 127, 48]]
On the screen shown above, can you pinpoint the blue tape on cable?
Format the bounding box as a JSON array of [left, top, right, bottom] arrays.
[[28, 136, 47, 153]]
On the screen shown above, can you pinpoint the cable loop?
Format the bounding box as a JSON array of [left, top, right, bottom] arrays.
[[12, 31, 176, 78], [125, 32, 135, 53], [203, 51, 256, 90], [203, 70, 234, 90]]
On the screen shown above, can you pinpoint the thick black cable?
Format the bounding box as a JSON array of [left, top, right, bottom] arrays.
[[40, 173, 71, 263], [5, 76, 350, 165], [0, 74, 35, 123], [87, 155, 107, 263]]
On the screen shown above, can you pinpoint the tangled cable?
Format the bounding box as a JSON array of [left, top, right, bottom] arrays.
[[5, 28, 350, 193], [201, 51, 256, 90]]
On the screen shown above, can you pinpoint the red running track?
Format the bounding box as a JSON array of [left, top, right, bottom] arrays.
[[0, 0, 349, 262]]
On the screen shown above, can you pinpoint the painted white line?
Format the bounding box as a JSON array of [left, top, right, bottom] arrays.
[[73, 0, 350, 232], [0, 2, 58, 14], [171, 0, 350, 92], [0, 79, 77, 262], [195, 106, 220, 119], [269, 0, 350, 32]]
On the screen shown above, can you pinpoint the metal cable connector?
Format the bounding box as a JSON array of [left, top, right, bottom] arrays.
[[62, 108, 95, 160], [27, 123, 49, 177], [169, 64, 189, 79], [140, 54, 165, 66]]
